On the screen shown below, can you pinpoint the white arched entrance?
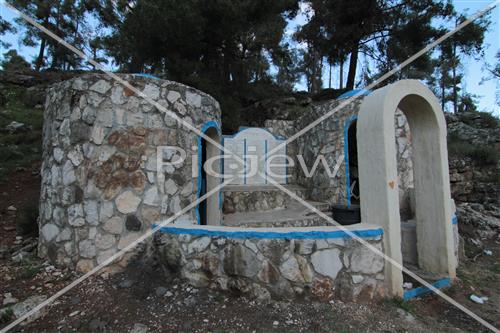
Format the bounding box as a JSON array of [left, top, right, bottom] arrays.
[[357, 80, 457, 296]]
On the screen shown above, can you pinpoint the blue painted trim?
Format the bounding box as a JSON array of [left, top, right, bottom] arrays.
[[243, 139, 247, 184], [196, 121, 221, 225], [344, 115, 358, 207], [223, 127, 286, 141], [337, 89, 371, 100], [403, 278, 451, 301], [264, 140, 268, 184], [154, 225, 384, 240], [133, 73, 161, 80], [452, 214, 458, 225]]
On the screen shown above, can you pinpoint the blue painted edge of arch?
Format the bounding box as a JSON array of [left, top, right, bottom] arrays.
[[403, 278, 451, 301], [196, 121, 222, 225], [132, 73, 161, 80], [344, 115, 358, 207], [337, 89, 372, 100], [452, 214, 458, 225], [153, 224, 384, 240]]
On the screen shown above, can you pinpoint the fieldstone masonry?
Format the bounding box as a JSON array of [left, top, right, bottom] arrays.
[[39, 74, 221, 271], [155, 230, 386, 301]]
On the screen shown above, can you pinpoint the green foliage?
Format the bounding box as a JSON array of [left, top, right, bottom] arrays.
[[1, 50, 31, 72], [18, 264, 41, 279], [0, 308, 14, 324], [474, 111, 499, 129], [16, 202, 39, 236], [448, 140, 498, 166], [0, 84, 43, 183], [385, 297, 415, 314]]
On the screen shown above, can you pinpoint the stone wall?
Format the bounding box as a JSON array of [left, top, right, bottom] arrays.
[[222, 186, 306, 213], [155, 226, 386, 301], [39, 74, 221, 271], [293, 98, 414, 208]]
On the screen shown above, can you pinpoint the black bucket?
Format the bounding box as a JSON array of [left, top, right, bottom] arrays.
[[331, 204, 361, 225]]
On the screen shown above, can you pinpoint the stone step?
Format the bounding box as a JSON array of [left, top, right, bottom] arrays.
[[222, 184, 309, 213], [222, 201, 333, 228]]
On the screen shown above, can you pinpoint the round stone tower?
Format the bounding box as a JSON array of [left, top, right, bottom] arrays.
[[38, 74, 221, 271]]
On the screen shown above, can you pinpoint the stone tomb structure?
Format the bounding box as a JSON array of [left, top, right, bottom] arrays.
[[39, 74, 458, 301]]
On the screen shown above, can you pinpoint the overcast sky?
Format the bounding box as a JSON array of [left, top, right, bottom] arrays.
[[0, 0, 498, 115]]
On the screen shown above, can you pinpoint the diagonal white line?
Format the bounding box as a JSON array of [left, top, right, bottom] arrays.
[[0, 1, 246, 168], [0, 177, 234, 333], [264, 0, 499, 159], [263, 173, 500, 333]]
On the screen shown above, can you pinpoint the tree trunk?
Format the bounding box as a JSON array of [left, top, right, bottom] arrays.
[[346, 41, 360, 90], [35, 37, 46, 72], [452, 43, 458, 113]]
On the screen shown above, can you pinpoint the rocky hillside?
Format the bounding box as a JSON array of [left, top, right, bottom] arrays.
[[446, 112, 499, 239]]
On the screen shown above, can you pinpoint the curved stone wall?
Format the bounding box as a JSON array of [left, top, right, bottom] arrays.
[[155, 225, 386, 301], [39, 74, 221, 271]]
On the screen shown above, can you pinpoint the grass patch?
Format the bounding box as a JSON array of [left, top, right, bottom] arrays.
[[448, 140, 498, 166], [0, 84, 43, 183], [489, 264, 500, 274], [0, 308, 13, 324], [385, 297, 415, 314], [16, 202, 39, 236], [18, 264, 41, 280]]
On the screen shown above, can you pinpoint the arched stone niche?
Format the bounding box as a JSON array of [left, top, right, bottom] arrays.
[[39, 74, 221, 271], [357, 80, 457, 296]]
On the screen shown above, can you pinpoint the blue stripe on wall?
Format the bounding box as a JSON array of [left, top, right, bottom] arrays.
[[153, 225, 384, 240]]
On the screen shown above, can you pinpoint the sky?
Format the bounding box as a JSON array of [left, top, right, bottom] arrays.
[[0, 0, 498, 115]]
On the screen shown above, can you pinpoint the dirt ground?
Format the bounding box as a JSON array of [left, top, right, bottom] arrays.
[[0, 169, 499, 333]]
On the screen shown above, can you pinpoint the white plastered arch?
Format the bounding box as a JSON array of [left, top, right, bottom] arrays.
[[357, 80, 456, 296]]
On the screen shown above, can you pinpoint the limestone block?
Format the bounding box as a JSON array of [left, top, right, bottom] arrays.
[[350, 245, 384, 274], [79, 240, 96, 258], [90, 80, 111, 94], [115, 191, 141, 214], [103, 216, 124, 235], [41, 223, 59, 242], [280, 255, 304, 283], [187, 237, 211, 254], [311, 248, 342, 280], [95, 233, 116, 250]]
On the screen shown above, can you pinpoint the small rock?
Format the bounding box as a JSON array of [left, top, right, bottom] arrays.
[[273, 321, 279, 327], [119, 279, 134, 288], [12, 295, 47, 323], [130, 323, 148, 333], [155, 287, 168, 297], [483, 250, 492, 256], [5, 121, 31, 134], [69, 310, 80, 317], [3, 292, 18, 306], [7, 205, 17, 212]]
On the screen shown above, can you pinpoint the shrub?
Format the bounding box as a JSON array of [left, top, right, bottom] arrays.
[[0, 308, 13, 324], [448, 140, 498, 167], [16, 202, 39, 236]]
